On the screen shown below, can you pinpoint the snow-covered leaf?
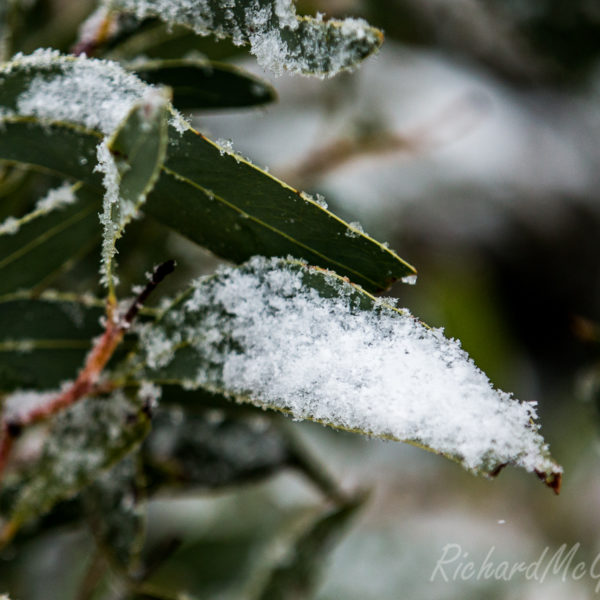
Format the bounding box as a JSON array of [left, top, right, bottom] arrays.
[[3, 390, 151, 537], [97, 89, 169, 295], [0, 184, 100, 296], [0, 52, 414, 291], [131, 57, 277, 110], [102, 0, 383, 77], [135, 256, 561, 491]]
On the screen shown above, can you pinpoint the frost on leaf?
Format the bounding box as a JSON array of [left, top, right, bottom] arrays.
[[96, 89, 169, 294], [0, 183, 76, 237], [102, 0, 383, 77], [6, 391, 150, 532], [138, 256, 561, 490]]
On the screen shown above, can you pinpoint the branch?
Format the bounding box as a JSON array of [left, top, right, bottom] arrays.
[[0, 260, 176, 481]]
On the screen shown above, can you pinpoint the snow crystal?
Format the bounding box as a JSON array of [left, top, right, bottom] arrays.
[[104, 0, 381, 77], [34, 183, 76, 212], [345, 221, 365, 238], [215, 137, 234, 156], [95, 140, 122, 288], [300, 191, 328, 209], [142, 257, 560, 477], [401, 274, 418, 285], [0, 216, 19, 236]]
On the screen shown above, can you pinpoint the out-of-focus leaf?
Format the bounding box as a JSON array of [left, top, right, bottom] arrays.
[[143, 407, 292, 490], [104, 0, 383, 77], [107, 20, 244, 62], [0, 55, 415, 291], [83, 456, 147, 571], [0, 185, 100, 296], [153, 388, 346, 501], [3, 390, 151, 540], [99, 91, 169, 295], [134, 256, 562, 491], [0, 293, 104, 392], [250, 497, 365, 600], [131, 58, 276, 110], [0, 0, 15, 61]]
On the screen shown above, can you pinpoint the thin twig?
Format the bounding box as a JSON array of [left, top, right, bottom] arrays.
[[0, 260, 176, 482]]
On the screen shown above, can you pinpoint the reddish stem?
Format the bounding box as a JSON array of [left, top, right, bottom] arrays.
[[0, 261, 175, 481]]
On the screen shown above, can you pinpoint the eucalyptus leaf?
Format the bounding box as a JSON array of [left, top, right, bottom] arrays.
[[143, 407, 293, 490], [0, 293, 104, 392], [0, 54, 415, 291], [4, 390, 151, 538], [98, 90, 169, 295], [131, 58, 277, 110], [252, 497, 364, 600], [0, 184, 100, 296], [134, 256, 562, 490], [102, 0, 383, 77]]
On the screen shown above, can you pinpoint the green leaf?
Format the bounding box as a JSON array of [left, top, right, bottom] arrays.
[[131, 58, 277, 110], [0, 0, 17, 62], [104, 0, 383, 77], [83, 456, 147, 571], [98, 91, 169, 295], [0, 293, 104, 392], [4, 390, 151, 538], [133, 256, 562, 491], [0, 54, 415, 291], [251, 497, 364, 600], [0, 184, 100, 296], [143, 406, 293, 490]]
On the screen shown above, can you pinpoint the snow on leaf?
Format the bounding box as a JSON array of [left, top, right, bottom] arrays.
[[0, 182, 77, 237], [136, 256, 561, 490], [5, 390, 151, 534], [96, 89, 169, 295], [101, 0, 383, 77], [0, 49, 189, 135]]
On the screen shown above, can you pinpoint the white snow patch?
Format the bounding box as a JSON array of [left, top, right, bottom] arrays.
[[0, 183, 76, 236], [3, 389, 58, 422], [3, 49, 185, 136], [142, 256, 559, 477]]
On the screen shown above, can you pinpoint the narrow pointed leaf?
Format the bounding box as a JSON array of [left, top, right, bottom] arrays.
[[131, 58, 277, 110], [0, 293, 104, 392], [98, 90, 169, 293], [103, 0, 383, 77], [134, 257, 561, 491], [0, 53, 415, 291], [0, 185, 100, 295], [3, 390, 151, 536], [253, 497, 364, 600], [143, 407, 293, 490]]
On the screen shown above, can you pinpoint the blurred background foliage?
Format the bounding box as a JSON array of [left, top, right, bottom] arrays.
[[2, 0, 600, 598]]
